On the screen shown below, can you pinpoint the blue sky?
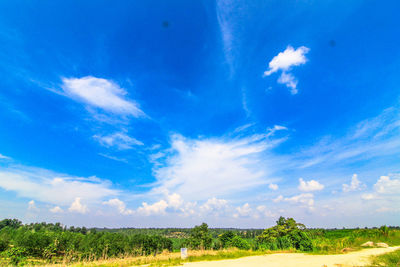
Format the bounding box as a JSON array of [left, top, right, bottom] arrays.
[[0, 0, 399, 228]]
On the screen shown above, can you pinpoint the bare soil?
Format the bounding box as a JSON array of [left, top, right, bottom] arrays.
[[182, 246, 400, 267]]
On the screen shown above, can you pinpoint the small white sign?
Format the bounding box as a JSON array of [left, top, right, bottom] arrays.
[[181, 248, 188, 259]]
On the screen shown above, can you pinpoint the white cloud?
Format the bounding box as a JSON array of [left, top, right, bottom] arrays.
[[361, 194, 375, 200], [150, 133, 280, 201], [166, 193, 184, 209], [263, 46, 309, 94], [61, 76, 144, 117], [264, 46, 310, 76], [234, 203, 252, 218], [373, 175, 400, 194], [200, 197, 228, 213], [137, 200, 168, 216], [93, 132, 143, 150], [50, 206, 63, 213], [0, 153, 11, 160], [68, 197, 88, 214], [266, 125, 288, 137], [103, 198, 133, 215], [278, 72, 298, 95], [273, 195, 284, 203], [284, 193, 314, 206], [343, 174, 365, 192], [0, 167, 118, 206], [298, 178, 324, 192], [295, 108, 400, 169], [98, 153, 128, 163], [256, 205, 276, 218], [28, 200, 38, 211], [268, 183, 278, 190]]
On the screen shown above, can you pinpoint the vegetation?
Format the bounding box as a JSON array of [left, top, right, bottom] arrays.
[[0, 217, 399, 266], [369, 248, 400, 267], [256, 216, 313, 251]]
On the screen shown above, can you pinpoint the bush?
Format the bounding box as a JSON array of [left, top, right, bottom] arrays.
[[3, 247, 27, 266], [189, 223, 212, 250], [230, 236, 250, 250], [257, 217, 313, 251]]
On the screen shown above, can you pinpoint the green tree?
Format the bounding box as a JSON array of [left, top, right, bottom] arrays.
[[257, 216, 313, 251], [189, 223, 212, 250]]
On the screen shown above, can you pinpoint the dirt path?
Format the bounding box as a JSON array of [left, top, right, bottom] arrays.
[[182, 246, 400, 267]]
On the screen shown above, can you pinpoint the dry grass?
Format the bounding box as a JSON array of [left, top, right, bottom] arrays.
[[36, 249, 271, 267]]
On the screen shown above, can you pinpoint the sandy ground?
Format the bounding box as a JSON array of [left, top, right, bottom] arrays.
[[182, 246, 400, 267]]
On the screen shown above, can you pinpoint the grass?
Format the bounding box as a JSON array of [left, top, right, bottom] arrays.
[[369, 249, 400, 267], [310, 229, 400, 255], [37, 249, 275, 267]]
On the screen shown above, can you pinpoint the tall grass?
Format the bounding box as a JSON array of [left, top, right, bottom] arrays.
[[309, 229, 400, 254], [45, 249, 270, 267], [369, 248, 400, 266]]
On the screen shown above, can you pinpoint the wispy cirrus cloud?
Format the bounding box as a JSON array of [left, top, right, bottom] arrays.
[[0, 153, 11, 160], [93, 131, 143, 150], [293, 107, 400, 170]]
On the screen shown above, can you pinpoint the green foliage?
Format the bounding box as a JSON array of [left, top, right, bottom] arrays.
[[189, 223, 212, 250], [218, 231, 250, 250], [370, 248, 400, 267], [0, 219, 22, 230], [229, 236, 250, 250], [2, 247, 27, 266], [257, 216, 313, 251], [0, 219, 172, 264], [219, 231, 235, 248]]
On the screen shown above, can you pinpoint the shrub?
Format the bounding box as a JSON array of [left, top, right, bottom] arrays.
[[230, 236, 250, 250], [257, 216, 313, 251]]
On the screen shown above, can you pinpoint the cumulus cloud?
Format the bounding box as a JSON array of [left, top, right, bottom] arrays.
[[234, 203, 252, 218], [277, 72, 298, 95], [263, 45, 309, 94], [0, 167, 118, 206], [264, 46, 309, 75], [284, 193, 314, 209], [61, 76, 144, 117], [50, 206, 63, 213], [298, 178, 324, 192], [137, 200, 168, 216], [200, 197, 228, 214], [269, 183, 279, 190], [373, 175, 400, 194], [166, 193, 184, 209], [274, 193, 314, 210], [68, 197, 88, 214], [343, 174, 365, 192], [93, 132, 143, 150], [256, 205, 276, 218], [151, 133, 281, 201], [103, 198, 133, 215]]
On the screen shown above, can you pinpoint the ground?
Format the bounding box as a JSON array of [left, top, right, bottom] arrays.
[[181, 246, 400, 267]]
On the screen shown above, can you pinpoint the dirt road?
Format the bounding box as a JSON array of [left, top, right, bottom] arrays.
[[182, 246, 400, 267]]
